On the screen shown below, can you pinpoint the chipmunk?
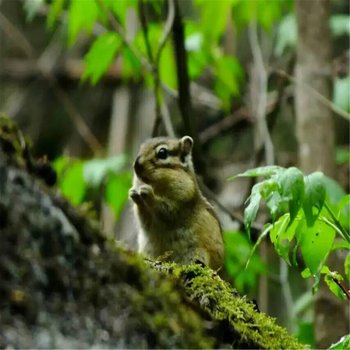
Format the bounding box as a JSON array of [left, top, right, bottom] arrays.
[[129, 136, 224, 270]]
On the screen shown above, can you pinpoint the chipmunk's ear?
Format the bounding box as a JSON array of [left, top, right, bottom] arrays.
[[180, 136, 193, 154]]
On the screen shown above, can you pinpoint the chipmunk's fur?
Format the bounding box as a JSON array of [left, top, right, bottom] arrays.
[[129, 136, 223, 270]]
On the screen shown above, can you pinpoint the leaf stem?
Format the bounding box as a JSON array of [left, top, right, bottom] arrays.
[[324, 202, 350, 243], [245, 224, 273, 269]]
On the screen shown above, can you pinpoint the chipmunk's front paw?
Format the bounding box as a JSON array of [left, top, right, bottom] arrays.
[[129, 188, 139, 201], [129, 185, 153, 204], [139, 184, 153, 198]]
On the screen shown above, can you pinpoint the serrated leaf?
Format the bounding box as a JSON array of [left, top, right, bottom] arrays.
[[244, 183, 262, 238], [299, 220, 335, 274], [278, 167, 304, 223], [83, 32, 121, 84], [229, 165, 282, 180], [105, 173, 132, 219], [83, 155, 127, 187], [68, 0, 99, 45], [303, 172, 326, 226]]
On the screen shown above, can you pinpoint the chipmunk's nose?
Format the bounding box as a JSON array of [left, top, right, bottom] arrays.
[[134, 155, 143, 176]]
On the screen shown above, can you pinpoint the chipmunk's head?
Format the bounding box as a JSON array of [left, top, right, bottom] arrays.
[[133, 136, 195, 190]]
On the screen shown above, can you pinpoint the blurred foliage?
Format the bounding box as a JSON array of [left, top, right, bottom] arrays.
[[224, 230, 265, 295], [231, 166, 350, 300], [54, 155, 131, 219], [21, 0, 349, 345], [329, 334, 350, 350]]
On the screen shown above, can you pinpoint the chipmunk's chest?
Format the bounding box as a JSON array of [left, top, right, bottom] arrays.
[[138, 226, 197, 262]]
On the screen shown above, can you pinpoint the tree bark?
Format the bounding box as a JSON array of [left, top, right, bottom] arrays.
[[295, 0, 335, 177], [0, 116, 305, 349], [295, 1, 348, 348]]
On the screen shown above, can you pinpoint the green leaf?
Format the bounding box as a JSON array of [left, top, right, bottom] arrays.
[[324, 271, 348, 300], [275, 14, 296, 56], [257, 0, 282, 31], [68, 0, 99, 45], [105, 172, 132, 219], [297, 321, 315, 349], [301, 267, 311, 278], [224, 230, 265, 293], [266, 191, 282, 221], [83, 155, 127, 187], [329, 334, 350, 350], [278, 167, 304, 223], [47, 0, 65, 28], [299, 220, 335, 274], [59, 161, 86, 205], [196, 0, 233, 44], [345, 254, 350, 281], [270, 213, 301, 265], [104, 0, 136, 26], [322, 175, 346, 204], [229, 165, 282, 180], [244, 183, 262, 238], [214, 56, 243, 109], [336, 147, 350, 165], [83, 32, 121, 84], [337, 195, 350, 230], [245, 224, 272, 269], [24, 0, 45, 21], [303, 172, 326, 226], [333, 76, 350, 114], [121, 47, 142, 80], [159, 41, 177, 89], [330, 15, 350, 36]]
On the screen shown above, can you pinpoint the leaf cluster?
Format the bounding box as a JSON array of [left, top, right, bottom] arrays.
[[231, 166, 350, 300], [54, 155, 131, 220]]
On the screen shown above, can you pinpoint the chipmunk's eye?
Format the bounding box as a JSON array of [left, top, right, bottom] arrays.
[[157, 147, 168, 160]]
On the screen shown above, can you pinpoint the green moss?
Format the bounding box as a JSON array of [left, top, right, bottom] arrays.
[[157, 262, 307, 349]]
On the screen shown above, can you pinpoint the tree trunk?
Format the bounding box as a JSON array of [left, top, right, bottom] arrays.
[[295, 0, 335, 177], [295, 1, 348, 348], [0, 116, 305, 349]]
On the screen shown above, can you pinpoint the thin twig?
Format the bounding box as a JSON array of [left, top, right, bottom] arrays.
[[172, 0, 204, 174], [330, 274, 350, 300], [275, 69, 350, 121], [0, 11, 34, 58], [248, 20, 274, 165], [0, 12, 103, 155], [138, 0, 175, 136]]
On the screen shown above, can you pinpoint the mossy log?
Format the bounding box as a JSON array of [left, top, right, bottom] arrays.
[[0, 117, 306, 349]]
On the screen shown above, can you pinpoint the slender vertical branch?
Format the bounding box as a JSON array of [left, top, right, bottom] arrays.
[[138, 0, 175, 136], [172, 0, 204, 173], [248, 20, 274, 166]]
